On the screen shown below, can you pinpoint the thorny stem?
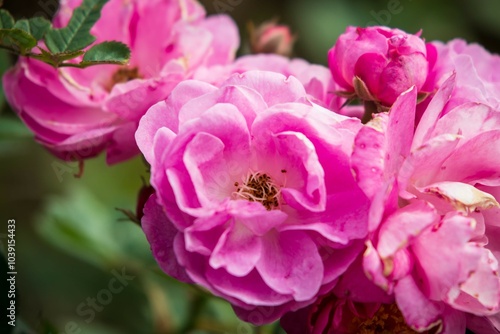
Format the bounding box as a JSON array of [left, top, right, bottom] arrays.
[[59, 61, 126, 69], [0, 44, 125, 69]]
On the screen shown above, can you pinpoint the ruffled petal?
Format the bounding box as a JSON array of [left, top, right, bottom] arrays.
[[256, 231, 323, 302]]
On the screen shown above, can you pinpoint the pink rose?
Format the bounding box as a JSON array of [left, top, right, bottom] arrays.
[[193, 54, 364, 118], [137, 71, 369, 323], [328, 26, 434, 107], [3, 0, 239, 164], [352, 78, 500, 332]]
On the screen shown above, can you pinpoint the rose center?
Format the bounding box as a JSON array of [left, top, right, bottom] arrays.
[[233, 172, 281, 211], [105, 67, 142, 91], [352, 304, 439, 334]]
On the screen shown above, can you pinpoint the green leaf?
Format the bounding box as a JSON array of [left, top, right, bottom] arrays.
[[36, 185, 124, 268], [0, 28, 37, 54], [80, 41, 130, 66], [0, 9, 14, 29], [11, 19, 29, 32], [0, 49, 11, 107], [13, 17, 52, 41], [45, 0, 108, 54]]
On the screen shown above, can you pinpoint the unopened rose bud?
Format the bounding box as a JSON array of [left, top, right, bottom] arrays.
[[249, 20, 295, 57], [328, 26, 434, 107]]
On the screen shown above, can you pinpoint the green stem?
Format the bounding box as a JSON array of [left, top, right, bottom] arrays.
[[0, 44, 125, 69], [179, 290, 207, 334], [273, 321, 284, 334], [0, 44, 20, 54], [58, 62, 86, 68]]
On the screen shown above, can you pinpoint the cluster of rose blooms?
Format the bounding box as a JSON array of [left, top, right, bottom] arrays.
[[5, 0, 500, 333]]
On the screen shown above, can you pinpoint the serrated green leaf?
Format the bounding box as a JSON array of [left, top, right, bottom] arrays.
[[81, 41, 130, 65], [45, 0, 108, 54], [13, 17, 51, 41], [0, 9, 14, 29], [0, 28, 37, 54], [12, 19, 29, 32]]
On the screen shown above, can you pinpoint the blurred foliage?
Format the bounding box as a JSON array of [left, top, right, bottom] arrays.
[[1, 0, 499, 333], [0, 49, 10, 108]]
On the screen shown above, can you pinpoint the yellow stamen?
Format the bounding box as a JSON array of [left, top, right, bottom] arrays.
[[352, 304, 440, 334], [233, 171, 282, 210], [105, 67, 142, 91]]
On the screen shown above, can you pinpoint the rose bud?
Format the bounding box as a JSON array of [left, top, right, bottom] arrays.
[[249, 20, 295, 57], [328, 26, 434, 107]]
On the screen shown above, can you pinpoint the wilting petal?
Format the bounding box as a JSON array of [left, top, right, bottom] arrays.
[[412, 213, 481, 301], [449, 249, 500, 315], [364, 241, 391, 292], [417, 181, 499, 213], [377, 200, 439, 259]]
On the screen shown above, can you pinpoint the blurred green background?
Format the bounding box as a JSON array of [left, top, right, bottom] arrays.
[[1, 0, 499, 333]]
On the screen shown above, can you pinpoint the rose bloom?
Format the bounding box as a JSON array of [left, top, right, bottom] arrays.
[[351, 78, 500, 333], [137, 71, 370, 323], [3, 0, 239, 163], [328, 26, 433, 107]]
